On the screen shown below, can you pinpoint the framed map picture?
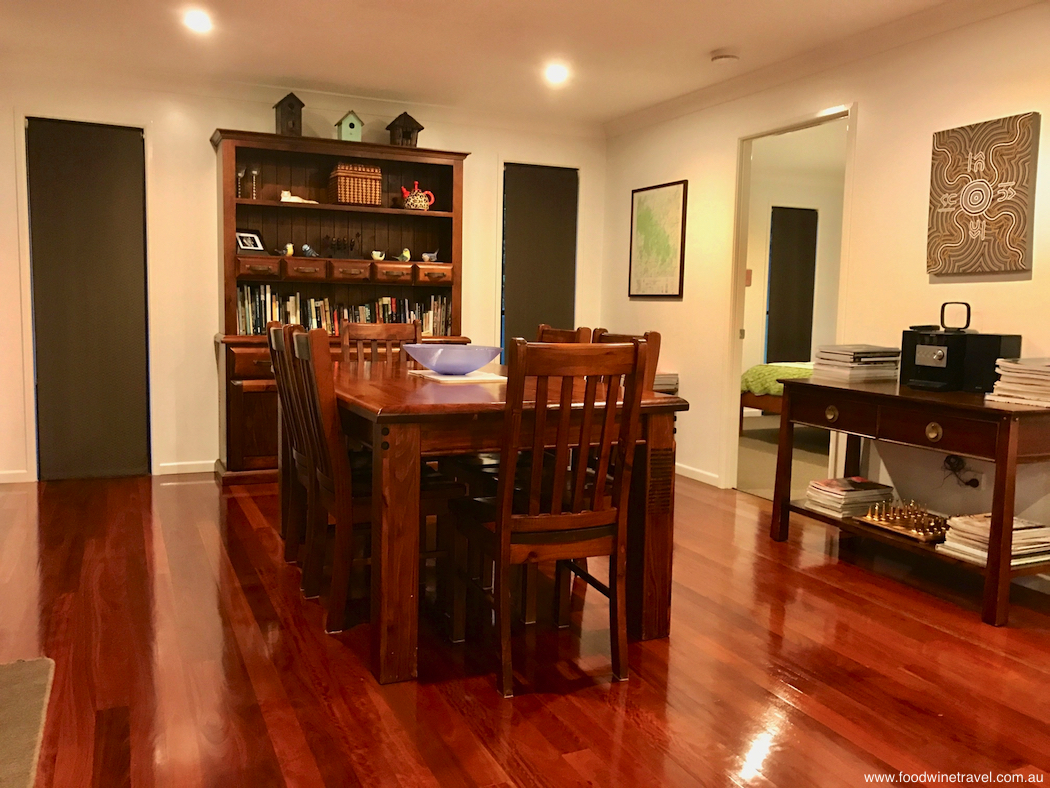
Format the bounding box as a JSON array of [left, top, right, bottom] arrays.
[[629, 180, 687, 297], [927, 112, 1040, 275]]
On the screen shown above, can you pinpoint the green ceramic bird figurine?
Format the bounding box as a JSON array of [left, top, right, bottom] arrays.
[[397, 248, 411, 262]]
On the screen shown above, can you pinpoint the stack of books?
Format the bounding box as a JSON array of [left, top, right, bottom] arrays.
[[653, 372, 679, 394], [986, 358, 1050, 408], [938, 513, 1050, 568], [805, 477, 895, 518], [813, 345, 901, 382]]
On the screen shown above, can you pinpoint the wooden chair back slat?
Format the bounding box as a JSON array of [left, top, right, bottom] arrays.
[[570, 375, 600, 513], [548, 375, 576, 516], [536, 324, 591, 343], [528, 375, 549, 516], [592, 328, 661, 391], [341, 321, 422, 362], [497, 339, 647, 535]]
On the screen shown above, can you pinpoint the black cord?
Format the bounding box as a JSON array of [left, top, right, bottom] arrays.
[[943, 454, 979, 488]]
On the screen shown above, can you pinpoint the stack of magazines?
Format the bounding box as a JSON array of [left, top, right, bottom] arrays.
[[653, 372, 679, 394], [986, 358, 1050, 408], [937, 513, 1050, 567], [813, 345, 901, 382], [806, 477, 895, 517]]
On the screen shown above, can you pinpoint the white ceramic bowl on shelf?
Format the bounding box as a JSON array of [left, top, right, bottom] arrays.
[[404, 344, 501, 375]]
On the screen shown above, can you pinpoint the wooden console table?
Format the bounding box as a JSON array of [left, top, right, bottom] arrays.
[[771, 378, 1050, 626]]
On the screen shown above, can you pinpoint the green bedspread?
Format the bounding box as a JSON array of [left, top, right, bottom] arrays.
[[741, 363, 813, 397]]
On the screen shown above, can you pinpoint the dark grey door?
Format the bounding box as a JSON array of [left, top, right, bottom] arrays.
[[502, 164, 579, 346], [765, 206, 818, 363], [27, 118, 150, 479]]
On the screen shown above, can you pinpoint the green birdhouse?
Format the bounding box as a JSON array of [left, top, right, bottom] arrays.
[[335, 110, 363, 142]]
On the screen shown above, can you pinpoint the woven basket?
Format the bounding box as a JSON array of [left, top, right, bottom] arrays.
[[328, 163, 382, 205]]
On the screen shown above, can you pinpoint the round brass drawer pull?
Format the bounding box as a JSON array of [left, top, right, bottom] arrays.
[[925, 422, 944, 442], [825, 405, 839, 423]]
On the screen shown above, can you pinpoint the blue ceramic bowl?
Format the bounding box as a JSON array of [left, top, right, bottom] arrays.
[[404, 344, 501, 375]]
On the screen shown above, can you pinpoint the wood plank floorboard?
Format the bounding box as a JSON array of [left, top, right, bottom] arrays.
[[2, 474, 1050, 786]]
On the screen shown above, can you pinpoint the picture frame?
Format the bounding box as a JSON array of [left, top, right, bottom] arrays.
[[628, 180, 687, 298], [235, 229, 266, 253]]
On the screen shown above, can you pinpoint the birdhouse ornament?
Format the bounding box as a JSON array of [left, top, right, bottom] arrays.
[[386, 112, 423, 147], [336, 110, 363, 142], [274, 92, 304, 136]]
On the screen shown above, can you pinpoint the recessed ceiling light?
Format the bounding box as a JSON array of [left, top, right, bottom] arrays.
[[710, 48, 740, 64], [183, 9, 213, 34], [544, 62, 570, 87]]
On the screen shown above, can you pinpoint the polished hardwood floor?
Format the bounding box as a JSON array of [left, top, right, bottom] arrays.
[[3, 474, 1050, 786]]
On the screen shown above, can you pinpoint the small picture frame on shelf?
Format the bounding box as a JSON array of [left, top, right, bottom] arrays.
[[235, 229, 266, 253]]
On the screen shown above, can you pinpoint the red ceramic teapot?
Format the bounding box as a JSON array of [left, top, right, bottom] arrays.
[[401, 181, 435, 211]]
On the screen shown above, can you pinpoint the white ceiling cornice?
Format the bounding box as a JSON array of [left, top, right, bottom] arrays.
[[604, 0, 1044, 138]]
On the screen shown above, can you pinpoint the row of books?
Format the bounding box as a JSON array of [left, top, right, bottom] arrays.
[[937, 513, 1050, 567], [237, 284, 453, 336], [805, 476, 895, 517], [986, 358, 1050, 408], [813, 344, 900, 382]]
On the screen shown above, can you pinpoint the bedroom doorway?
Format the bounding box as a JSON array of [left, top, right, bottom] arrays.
[[735, 116, 849, 499]]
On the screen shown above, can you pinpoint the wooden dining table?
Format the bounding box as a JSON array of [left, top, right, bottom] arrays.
[[333, 356, 689, 684]]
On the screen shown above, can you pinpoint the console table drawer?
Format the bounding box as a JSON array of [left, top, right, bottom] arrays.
[[792, 392, 878, 436], [877, 410, 998, 459]]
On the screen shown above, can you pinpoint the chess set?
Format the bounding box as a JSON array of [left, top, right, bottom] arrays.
[[857, 501, 951, 543]]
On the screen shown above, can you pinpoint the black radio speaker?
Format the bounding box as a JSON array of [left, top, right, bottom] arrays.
[[901, 302, 1021, 393]]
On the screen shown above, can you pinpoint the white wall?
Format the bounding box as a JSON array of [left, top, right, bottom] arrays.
[[741, 122, 847, 370], [0, 70, 605, 481], [601, 3, 1050, 492]]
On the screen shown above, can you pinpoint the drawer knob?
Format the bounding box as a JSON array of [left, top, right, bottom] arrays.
[[925, 422, 944, 442], [825, 405, 839, 423]]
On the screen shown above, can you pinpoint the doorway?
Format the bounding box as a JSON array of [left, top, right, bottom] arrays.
[[26, 118, 150, 480], [735, 116, 849, 499], [501, 163, 579, 348]]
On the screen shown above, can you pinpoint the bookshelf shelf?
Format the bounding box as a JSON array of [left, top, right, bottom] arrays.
[[212, 129, 469, 482], [235, 198, 454, 219]]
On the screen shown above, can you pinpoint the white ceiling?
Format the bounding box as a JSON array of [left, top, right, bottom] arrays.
[[0, 0, 1005, 125]]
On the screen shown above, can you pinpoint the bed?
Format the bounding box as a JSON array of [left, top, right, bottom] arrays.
[[740, 362, 813, 431]]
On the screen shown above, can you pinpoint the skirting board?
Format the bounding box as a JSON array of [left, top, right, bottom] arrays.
[[675, 462, 722, 487], [0, 469, 35, 484], [155, 461, 217, 475]]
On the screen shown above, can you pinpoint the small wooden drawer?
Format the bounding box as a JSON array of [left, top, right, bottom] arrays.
[[877, 408, 998, 459], [414, 263, 454, 286], [237, 256, 280, 278], [372, 262, 413, 284], [283, 259, 326, 280], [792, 391, 878, 437], [228, 346, 274, 379], [329, 261, 372, 281]]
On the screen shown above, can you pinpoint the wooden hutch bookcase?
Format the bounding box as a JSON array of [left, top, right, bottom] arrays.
[[212, 129, 468, 484]]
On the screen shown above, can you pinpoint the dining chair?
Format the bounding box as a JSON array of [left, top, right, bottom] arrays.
[[268, 322, 328, 569], [295, 328, 465, 633], [536, 323, 591, 343], [592, 328, 661, 391], [341, 320, 421, 363], [450, 337, 648, 697]]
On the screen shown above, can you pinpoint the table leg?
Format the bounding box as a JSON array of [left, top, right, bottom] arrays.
[[843, 434, 863, 477], [626, 412, 676, 641], [770, 388, 795, 541], [370, 422, 421, 683], [983, 416, 1019, 626]]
